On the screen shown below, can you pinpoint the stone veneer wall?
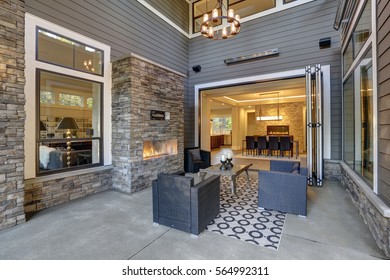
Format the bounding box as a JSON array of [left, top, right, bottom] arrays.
[[255, 102, 305, 154], [324, 160, 341, 181], [24, 168, 112, 215], [0, 0, 26, 230], [341, 163, 390, 258], [112, 56, 184, 193]]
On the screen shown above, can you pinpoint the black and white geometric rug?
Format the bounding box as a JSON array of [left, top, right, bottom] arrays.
[[206, 176, 286, 250]]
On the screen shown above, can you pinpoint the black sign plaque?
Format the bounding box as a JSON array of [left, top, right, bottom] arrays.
[[150, 110, 165, 120]]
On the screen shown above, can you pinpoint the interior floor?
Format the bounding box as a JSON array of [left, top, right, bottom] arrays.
[[211, 147, 307, 170]]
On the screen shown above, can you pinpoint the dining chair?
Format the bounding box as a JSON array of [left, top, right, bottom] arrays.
[[257, 136, 268, 156], [246, 136, 257, 156], [280, 136, 292, 158], [268, 136, 279, 157]]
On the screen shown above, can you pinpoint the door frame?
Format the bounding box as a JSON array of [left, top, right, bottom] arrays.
[[194, 65, 331, 159]]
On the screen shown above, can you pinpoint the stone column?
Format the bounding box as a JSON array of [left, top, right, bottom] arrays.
[[111, 55, 184, 193], [0, 0, 26, 230], [111, 57, 133, 192]]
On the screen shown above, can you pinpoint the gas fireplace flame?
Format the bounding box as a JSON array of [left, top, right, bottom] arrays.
[[143, 139, 178, 159]]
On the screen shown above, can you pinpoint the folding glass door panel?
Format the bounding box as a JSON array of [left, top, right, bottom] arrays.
[[306, 65, 323, 186]]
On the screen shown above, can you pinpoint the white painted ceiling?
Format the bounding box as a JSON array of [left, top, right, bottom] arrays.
[[203, 77, 306, 110]]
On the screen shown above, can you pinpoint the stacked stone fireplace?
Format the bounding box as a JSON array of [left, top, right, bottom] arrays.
[[111, 56, 184, 193]]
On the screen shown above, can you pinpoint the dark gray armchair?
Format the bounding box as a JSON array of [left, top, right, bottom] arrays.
[[258, 160, 308, 217], [184, 147, 211, 173], [152, 173, 220, 235]]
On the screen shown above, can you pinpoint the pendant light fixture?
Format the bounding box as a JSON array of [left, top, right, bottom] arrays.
[[256, 92, 283, 121], [201, 0, 241, 40]]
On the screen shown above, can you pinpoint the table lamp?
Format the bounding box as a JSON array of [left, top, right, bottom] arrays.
[[39, 121, 46, 131], [56, 117, 79, 167]]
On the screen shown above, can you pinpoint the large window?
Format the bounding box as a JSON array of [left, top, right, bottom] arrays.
[[25, 14, 110, 178], [342, 2, 374, 188], [343, 49, 373, 186], [343, 0, 371, 75], [37, 71, 103, 174], [191, 0, 311, 34], [211, 116, 232, 135], [193, 0, 221, 33], [228, 0, 275, 19]]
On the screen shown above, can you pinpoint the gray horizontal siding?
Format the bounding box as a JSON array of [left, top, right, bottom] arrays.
[[145, 0, 189, 32], [378, 0, 390, 204], [186, 0, 342, 159], [25, 0, 189, 74]]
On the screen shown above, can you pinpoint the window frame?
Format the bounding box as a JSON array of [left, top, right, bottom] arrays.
[[343, 48, 374, 187], [25, 13, 112, 179]]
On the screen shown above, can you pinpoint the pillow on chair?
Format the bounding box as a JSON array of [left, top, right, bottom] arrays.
[[291, 162, 301, 174], [189, 148, 202, 161]]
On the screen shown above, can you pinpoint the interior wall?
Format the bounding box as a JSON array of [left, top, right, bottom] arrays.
[[247, 112, 256, 135], [255, 102, 305, 153]]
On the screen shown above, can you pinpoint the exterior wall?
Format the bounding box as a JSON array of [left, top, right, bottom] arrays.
[[24, 168, 113, 215], [324, 160, 341, 181], [112, 56, 184, 193], [0, 0, 26, 230], [144, 0, 189, 32], [24, 0, 189, 75], [377, 0, 390, 204], [186, 0, 342, 158], [337, 0, 390, 260], [341, 163, 390, 258]]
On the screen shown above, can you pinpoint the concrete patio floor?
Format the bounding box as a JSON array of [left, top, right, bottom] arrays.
[[0, 173, 387, 260]]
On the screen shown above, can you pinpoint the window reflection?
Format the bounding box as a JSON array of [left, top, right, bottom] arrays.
[[38, 71, 102, 174], [353, 0, 371, 58], [343, 75, 354, 167], [37, 28, 103, 75], [229, 0, 275, 19], [343, 49, 373, 187], [359, 52, 373, 184], [343, 38, 353, 74]]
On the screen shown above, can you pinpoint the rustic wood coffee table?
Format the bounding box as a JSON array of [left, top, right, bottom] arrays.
[[199, 163, 252, 195]]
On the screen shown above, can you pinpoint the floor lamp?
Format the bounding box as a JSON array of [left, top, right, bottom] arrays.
[[56, 117, 79, 167]]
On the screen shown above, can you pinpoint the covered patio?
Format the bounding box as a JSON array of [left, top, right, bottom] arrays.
[[0, 176, 384, 260]]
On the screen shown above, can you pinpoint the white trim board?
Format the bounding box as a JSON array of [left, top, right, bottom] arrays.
[[137, 0, 190, 38]]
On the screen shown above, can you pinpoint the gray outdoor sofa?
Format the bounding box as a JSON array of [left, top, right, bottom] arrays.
[[152, 173, 220, 236], [258, 160, 308, 217]]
